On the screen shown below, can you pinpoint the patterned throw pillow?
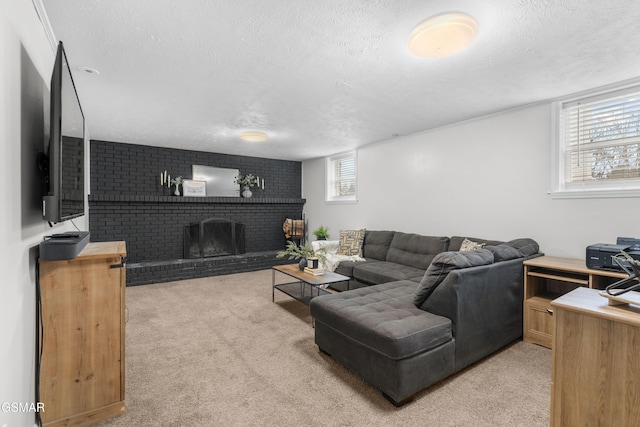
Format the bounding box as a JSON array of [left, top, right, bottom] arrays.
[[459, 238, 485, 252], [337, 229, 366, 256]]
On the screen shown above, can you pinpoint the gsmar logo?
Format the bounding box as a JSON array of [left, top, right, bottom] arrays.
[[1, 402, 44, 413]]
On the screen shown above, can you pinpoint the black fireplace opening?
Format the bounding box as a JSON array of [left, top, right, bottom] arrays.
[[184, 218, 245, 259]]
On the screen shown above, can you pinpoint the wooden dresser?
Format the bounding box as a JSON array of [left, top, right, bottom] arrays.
[[550, 287, 640, 426], [38, 241, 127, 427]]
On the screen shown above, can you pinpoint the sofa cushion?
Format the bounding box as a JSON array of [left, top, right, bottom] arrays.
[[334, 259, 373, 277], [309, 281, 452, 360], [413, 249, 495, 307], [449, 236, 504, 252], [362, 230, 395, 261], [484, 244, 523, 262], [505, 238, 539, 257], [353, 261, 427, 285], [337, 229, 366, 256], [386, 232, 450, 270]]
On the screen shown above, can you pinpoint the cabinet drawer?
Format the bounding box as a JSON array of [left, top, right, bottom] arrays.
[[524, 298, 554, 348]]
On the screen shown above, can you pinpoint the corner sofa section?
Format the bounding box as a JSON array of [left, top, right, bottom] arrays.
[[309, 230, 540, 405]]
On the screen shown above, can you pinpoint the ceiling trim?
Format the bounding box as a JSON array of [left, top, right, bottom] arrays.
[[32, 0, 57, 52]]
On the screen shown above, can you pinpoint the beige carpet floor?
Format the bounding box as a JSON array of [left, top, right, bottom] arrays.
[[93, 269, 552, 427]]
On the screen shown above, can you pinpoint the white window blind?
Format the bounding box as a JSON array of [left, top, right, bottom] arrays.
[[555, 85, 640, 197], [326, 151, 357, 202]]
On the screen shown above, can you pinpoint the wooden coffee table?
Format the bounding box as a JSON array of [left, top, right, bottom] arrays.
[[272, 264, 351, 305]]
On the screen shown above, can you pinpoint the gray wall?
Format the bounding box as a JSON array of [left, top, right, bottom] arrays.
[[302, 103, 639, 258], [1, 3, 89, 426], [89, 140, 303, 263]]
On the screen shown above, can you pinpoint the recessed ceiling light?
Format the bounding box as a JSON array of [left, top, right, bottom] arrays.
[[239, 131, 268, 142], [78, 66, 100, 75], [407, 12, 479, 58]]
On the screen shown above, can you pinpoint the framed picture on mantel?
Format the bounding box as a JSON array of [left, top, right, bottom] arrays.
[[182, 180, 207, 197]]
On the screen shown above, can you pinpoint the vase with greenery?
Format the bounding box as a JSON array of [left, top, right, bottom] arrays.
[[234, 171, 258, 198], [277, 241, 327, 270], [170, 176, 183, 196], [313, 225, 330, 240]]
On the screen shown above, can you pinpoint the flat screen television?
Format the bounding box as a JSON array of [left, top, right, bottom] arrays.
[[42, 41, 86, 223]]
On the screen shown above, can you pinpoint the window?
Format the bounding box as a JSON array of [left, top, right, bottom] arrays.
[[326, 151, 357, 203], [552, 85, 640, 198]]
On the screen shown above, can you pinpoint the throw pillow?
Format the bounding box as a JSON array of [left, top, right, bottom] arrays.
[[459, 238, 485, 251], [504, 238, 540, 257], [413, 249, 494, 308], [484, 244, 523, 262], [337, 229, 366, 256]]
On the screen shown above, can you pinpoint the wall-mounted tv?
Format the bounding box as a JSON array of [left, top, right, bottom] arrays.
[[42, 41, 86, 223]]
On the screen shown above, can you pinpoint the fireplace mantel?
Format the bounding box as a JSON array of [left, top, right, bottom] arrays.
[[89, 194, 305, 205]]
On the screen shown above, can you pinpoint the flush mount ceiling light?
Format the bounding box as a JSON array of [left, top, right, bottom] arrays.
[[239, 131, 268, 142], [407, 12, 479, 58]]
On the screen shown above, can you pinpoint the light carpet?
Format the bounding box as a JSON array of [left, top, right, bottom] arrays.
[[93, 269, 551, 427]]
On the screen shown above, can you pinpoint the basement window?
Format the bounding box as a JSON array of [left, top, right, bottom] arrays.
[[551, 85, 640, 198], [326, 151, 357, 203]]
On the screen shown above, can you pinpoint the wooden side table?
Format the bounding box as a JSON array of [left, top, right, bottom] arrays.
[[550, 287, 640, 426], [38, 242, 127, 427], [523, 256, 626, 348]]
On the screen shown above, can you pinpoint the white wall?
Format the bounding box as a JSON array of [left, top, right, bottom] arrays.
[[303, 103, 639, 259], [1, 2, 87, 426]]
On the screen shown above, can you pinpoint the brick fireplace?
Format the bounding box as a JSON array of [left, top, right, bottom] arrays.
[[88, 140, 304, 285], [184, 217, 245, 258]]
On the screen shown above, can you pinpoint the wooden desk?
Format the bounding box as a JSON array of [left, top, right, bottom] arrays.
[[523, 256, 626, 348], [550, 287, 640, 426]]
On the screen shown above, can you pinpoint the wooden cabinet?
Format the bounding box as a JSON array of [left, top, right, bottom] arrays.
[[550, 287, 640, 426], [523, 256, 626, 348], [38, 242, 127, 427]]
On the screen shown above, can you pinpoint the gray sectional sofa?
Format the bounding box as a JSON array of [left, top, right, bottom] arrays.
[[309, 230, 541, 406]]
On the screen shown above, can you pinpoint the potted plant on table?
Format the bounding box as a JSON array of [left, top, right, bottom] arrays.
[[277, 241, 327, 271], [313, 225, 330, 240]]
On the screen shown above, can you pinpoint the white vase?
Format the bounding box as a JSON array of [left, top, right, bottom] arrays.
[[242, 187, 252, 198]]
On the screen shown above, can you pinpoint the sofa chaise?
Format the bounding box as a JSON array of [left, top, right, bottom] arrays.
[[309, 230, 541, 405]]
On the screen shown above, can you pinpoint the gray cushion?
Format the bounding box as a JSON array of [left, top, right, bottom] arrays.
[[449, 236, 504, 252], [353, 261, 427, 285], [309, 281, 452, 359], [414, 249, 494, 307], [386, 232, 450, 270], [484, 244, 523, 262], [334, 259, 376, 277], [362, 230, 395, 260], [505, 238, 539, 257]]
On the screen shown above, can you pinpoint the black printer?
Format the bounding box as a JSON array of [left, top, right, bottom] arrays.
[[586, 237, 640, 271]]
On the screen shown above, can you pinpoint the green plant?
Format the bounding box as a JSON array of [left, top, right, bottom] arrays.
[[277, 241, 327, 265], [234, 171, 258, 188], [170, 176, 183, 186], [313, 225, 330, 240]]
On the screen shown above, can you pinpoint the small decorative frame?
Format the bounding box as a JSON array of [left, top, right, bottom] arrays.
[[182, 180, 207, 197]]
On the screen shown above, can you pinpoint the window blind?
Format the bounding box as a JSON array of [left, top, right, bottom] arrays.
[[562, 87, 640, 183], [333, 156, 356, 197]]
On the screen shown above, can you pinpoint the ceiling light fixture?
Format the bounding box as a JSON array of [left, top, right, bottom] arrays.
[[407, 12, 479, 58], [239, 131, 268, 143]]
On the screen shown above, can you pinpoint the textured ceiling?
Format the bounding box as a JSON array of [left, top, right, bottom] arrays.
[[40, 0, 640, 161]]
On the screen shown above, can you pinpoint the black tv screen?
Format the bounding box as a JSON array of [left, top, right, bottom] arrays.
[[43, 41, 85, 223]]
